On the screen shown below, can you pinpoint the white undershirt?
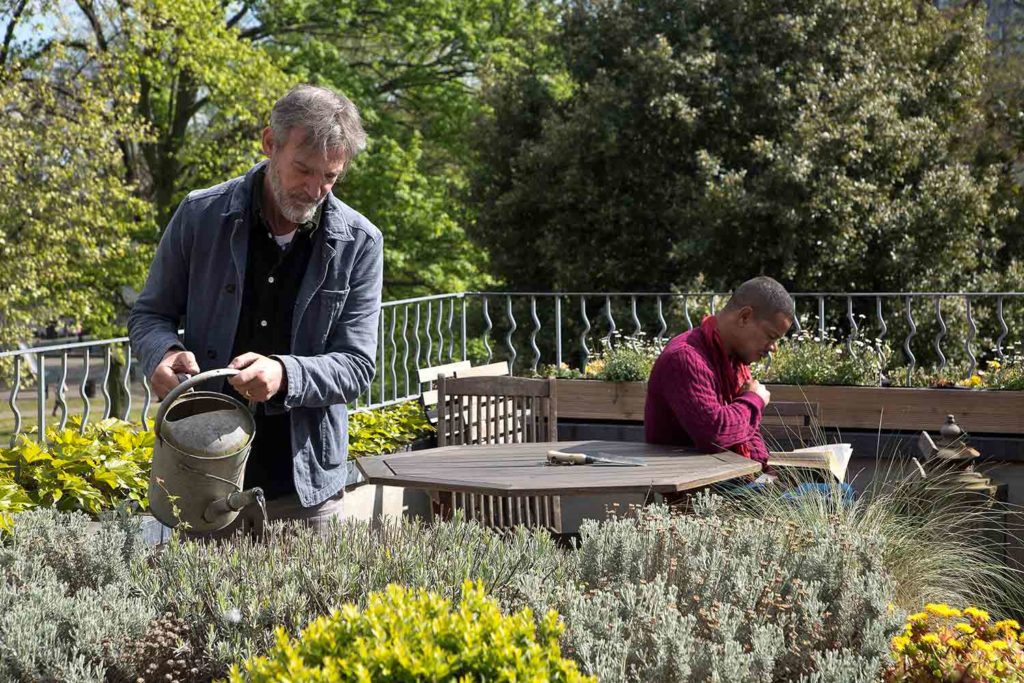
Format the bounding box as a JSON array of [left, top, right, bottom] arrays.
[[272, 229, 297, 249]]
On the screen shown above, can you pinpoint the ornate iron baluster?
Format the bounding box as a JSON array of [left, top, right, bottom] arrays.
[[55, 353, 69, 430], [9, 356, 21, 446], [904, 296, 917, 387], [964, 296, 977, 379], [80, 348, 92, 433], [529, 296, 541, 374], [579, 296, 590, 370], [481, 296, 492, 364], [505, 296, 517, 373], [656, 297, 667, 343], [121, 343, 132, 421], [933, 297, 947, 371]]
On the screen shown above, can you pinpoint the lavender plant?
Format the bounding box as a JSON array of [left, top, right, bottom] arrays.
[[135, 516, 572, 675], [536, 501, 901, 682], [0, 508, 157, 681]]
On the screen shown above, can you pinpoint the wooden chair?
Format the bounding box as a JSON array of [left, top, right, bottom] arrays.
[[434, 375, 560, 532], [417, 361, 472, 428], [760, 401, 822, 451]]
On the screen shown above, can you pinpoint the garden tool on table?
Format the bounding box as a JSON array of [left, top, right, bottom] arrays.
[[546, 450, 647, 466], [148, 368, 266, 532]]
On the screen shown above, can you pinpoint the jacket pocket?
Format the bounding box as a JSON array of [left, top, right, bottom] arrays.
[[313, 288, 350, 352]]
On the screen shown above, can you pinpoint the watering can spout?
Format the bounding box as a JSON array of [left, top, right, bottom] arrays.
[[203, 487, 266, 525]]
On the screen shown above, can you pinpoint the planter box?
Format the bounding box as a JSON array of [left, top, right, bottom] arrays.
[[554, 379, 1024, 435], [555, 379, 648, 421], [342, 436, 435, 523]]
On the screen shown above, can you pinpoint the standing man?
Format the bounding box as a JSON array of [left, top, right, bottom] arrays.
[[645, 276, 794, 464], [129, 85, 383, 532]]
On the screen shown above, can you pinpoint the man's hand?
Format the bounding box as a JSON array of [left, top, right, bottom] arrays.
[[743, 379, 771, 406], [228, 353, 286, 402], [150, 349, 200, 400]]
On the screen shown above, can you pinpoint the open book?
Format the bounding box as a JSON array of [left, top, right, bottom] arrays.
[[767, 443, 853, 482]]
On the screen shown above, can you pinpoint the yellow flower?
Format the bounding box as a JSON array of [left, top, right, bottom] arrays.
[[920, 633, 942, 646], [988, 360, 1002, 370], [947, 637, 964, 649], [925, 603, 962, 619], [973, 638, 993, 653], [964, 607, 991, 623], [892, 635, 911, 653], [962, 374, 984, 388], [989, 640, 1010, 651], [955, 623, 976, 635], [994, 619, 1020, 634], [908, 612, 929, 624]]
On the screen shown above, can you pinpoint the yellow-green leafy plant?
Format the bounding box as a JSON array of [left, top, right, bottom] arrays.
[[0, 475, 33, 533], [226, 580, 594, 682], [885, 603, 1024, 681], [1, 417, 152, 516], [347, 400, 434, 458]]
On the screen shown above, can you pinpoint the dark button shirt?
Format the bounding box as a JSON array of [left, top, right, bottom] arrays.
[[228, 168, 318, 500]]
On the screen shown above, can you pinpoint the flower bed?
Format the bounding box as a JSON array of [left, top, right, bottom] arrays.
[[553, 379, 1024, 435], [2, 460, 1018, 682]]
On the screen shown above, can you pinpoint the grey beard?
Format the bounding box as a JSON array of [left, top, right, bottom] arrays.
[[269, 163, 323, 224]]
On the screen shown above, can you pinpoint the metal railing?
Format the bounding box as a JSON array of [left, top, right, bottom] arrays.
[[3, 291, 1022, 444]]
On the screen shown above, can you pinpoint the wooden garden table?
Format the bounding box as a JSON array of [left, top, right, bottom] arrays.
[[355, 440, 761, 497]]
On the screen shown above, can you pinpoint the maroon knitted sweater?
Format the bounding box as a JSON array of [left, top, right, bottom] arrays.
[[644, 325, 768, 463]]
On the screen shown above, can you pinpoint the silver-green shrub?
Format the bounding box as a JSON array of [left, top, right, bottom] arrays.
[[544, 501, 902, 683], [0, 508, 156, 682], [137, 516, 571, 674]]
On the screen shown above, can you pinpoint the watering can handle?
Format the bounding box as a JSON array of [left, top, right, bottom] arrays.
[[154, 368, 240, 439]]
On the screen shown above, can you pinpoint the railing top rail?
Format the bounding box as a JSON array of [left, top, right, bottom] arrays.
[[0, 336, 131, 358], [381, 292, 467, 306], [465, 290, 1024, 297], [465, 291, 733, 297]]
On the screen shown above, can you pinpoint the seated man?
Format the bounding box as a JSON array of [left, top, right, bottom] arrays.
[[645, 276, 794, 464]]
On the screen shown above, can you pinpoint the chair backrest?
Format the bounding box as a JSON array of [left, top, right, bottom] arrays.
[[436, 375, 557, 447], [417, 361, 473, 426], [453, 361, 510, 378], [761, 401, 822, 450], [417, 360, 472, 387]]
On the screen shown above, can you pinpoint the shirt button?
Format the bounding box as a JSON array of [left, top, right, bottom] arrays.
[[267, 276, 275, 284], [225, 284, 236, 294], [207, 349, 217, 359], [260, 320, 268, 327]]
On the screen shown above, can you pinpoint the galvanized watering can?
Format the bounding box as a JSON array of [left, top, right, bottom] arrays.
[[148, 368, 265, 532]]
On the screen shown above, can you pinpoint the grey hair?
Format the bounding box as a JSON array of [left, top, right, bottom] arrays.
[[724, 276, 796, 320], [270, 84, 367, 164]]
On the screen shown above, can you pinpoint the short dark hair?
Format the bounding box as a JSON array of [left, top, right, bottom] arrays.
[[723, 276, 795, 320]]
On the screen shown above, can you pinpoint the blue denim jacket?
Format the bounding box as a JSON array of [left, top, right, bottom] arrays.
[[128, 162, 384, 506]]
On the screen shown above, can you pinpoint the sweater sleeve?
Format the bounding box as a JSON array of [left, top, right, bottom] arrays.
[[663, 347, 765, 453]]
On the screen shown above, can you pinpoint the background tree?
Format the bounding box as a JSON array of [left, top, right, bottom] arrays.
[[0, 54, 151, 348], [0, 0, 554, 349], [470, 0, 1021, 293]]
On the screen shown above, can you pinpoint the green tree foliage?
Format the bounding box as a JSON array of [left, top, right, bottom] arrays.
[[255, 0, 555, 295], [0, 0, 554, 347], [471, 0, 1020, 293], [0, 57, 152, 346]]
